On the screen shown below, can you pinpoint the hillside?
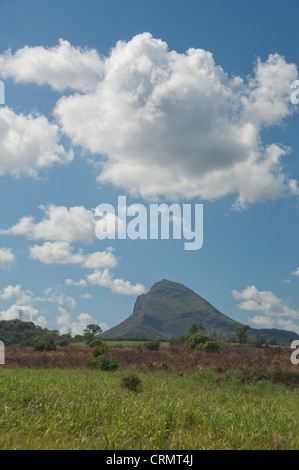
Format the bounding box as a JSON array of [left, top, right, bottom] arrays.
[[102, 279, 299, 345], [0, 319, 70, 346]]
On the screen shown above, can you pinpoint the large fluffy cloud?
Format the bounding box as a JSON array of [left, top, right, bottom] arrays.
[[0, 34, 298, 206], [0, 107, 73, 177], [0, 39, 103, 92], [232, 285, 299, 333], [50, 33, 299, 208]]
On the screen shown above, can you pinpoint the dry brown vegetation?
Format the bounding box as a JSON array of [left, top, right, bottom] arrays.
[[3, 344, 299, 386]]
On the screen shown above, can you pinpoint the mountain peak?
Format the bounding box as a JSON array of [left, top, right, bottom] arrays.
[[149, 279, 198, 297], [102, 280, 299, 344], [103, 278, 238, 339]]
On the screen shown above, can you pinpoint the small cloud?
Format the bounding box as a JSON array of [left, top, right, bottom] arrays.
[[29, 241, 118, 269], [65, 278, 87, 288], [292, 267, 299, 277], [233, 285, 299, 334], [87, 268, 146, 296], [30, 241, 84, 265], [1, 205, 96, 242], [0, 284, 33, 304], [79, 293, 93, 299], [0, 247, 15, 269]]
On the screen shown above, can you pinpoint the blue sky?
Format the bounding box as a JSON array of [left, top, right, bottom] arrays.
[[0, 0, 299, 335]]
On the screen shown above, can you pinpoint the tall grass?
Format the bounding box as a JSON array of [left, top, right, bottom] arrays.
[[0, 368, 298, 450], [4, 344, 299, 385]]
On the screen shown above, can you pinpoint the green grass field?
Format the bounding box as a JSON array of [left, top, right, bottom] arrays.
[[0, 368, 298, 450]]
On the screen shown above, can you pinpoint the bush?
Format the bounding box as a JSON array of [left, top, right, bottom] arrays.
[[144, 340, 161, 351], [89, 354, 119, 371], [121, 374, 143, 393], [92, 343, 108, 358], [34, 340, 57, 352], [186, 333, 212, 349], [88, 338, 106, 348], [196, 339, 220, 353], [107, 357, 119, 371]]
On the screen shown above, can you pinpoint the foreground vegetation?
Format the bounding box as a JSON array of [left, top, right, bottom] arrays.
[[1, 323, 298, 450], [0, 368, 298, 450], [4, 343, 299, 385]]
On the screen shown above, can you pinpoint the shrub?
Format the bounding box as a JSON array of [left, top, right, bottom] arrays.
[[196, 339, 220, 353], [88, 339, 106, 348], [252, 333, 267, 349], [107, 357, 119, 371], [186, 333, 212, 349], [144, 340, 161, 351], [89, 354, 119, 371], [121, 374, 143, 393], [136, 344, 143, 356], [92, 343, 107, 358], [34, 340, 57, 352], [267, 338, 277, 346]]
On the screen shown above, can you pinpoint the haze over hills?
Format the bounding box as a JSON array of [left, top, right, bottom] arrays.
[[102, 279, 299, 345]]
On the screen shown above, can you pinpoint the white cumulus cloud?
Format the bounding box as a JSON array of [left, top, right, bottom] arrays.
[[50, 33, 298, 208], [57, 307, 108, 335], [232, 285, 299, 333], [30, 241, 84, 265], [65, 278, 87, 288], [81, 250, 117, 269], [0, 304, 47, 327], [0, 107, 73, 178], [292, 267, 299, 277], [87, 268, 146, 295], [29, 241, 118, 270], [1, 205, 96, 242], [0, 39, 103, 92], [0, 247, 15, 269], [0, 284, 33, 304]]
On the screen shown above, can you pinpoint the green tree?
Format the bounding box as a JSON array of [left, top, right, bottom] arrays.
[[188, 323, 204, 335], [253, 333, 266, 348], [235, 325, 250, 344], [186, 333, 211, 349], [83, 324, 102, 347], [186, 333, 220, 353], [267, 337, 277, 346]]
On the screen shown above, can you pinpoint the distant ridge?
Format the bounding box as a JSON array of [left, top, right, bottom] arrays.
[[102, 279, 299, 345]]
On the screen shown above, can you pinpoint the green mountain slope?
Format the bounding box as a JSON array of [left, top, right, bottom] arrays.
[[102, 279, 299, 345]]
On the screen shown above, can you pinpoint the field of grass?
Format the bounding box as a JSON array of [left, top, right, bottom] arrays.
[[0, 368, 298, 450]]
